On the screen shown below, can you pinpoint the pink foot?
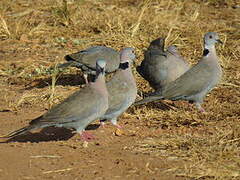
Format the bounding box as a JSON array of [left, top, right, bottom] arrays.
[[100, 121, 105, 128], [80, 131, 95, 141], [195, 103, 206, 113], [199, 107, 206, 113], [115, 124, 123, 129]]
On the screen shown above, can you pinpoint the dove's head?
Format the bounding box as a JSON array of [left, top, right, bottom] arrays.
[[96, 59, 106, 74], [119, 47, 136, 70], [120, 47, 135, 62], [204, 32, 222, 47], [149, 37, 165, 50]]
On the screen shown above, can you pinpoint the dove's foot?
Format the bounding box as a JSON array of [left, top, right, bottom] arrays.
[[83, 74, 89, 84], [114, 124, 123, 129], [110, 118, 122, 129], [99, 121, 105, 128], [78, 131, 95, 141], [195, 103, 206, 113], [81, 131, 95, 141]]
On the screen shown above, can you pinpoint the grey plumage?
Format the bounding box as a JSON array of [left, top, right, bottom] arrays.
[[135, 32, 223, 112], [100, 48, 137, 127], [137, 38, 190, 90], [2, 59, 109, 139], [167, 45, 189, 68], [60, 46, 120, 82]]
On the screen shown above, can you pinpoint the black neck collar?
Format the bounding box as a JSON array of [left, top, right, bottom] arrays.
[[203, 49, 209, 56], [119, 62, 129, 70]]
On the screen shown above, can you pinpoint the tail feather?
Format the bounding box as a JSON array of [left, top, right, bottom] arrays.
[[134, 95, 164, 106], [136, 66, 143, 76], [57, 62, 73, 68], [64, 55, 75, 62], [0, 125, 35, 139], [57, 61, 83, 69]]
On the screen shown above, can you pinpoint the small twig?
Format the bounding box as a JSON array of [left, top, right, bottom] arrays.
[[30, 155, 61, 158], [43, 168, 73, 174], [220, 82, 240, 88], [0, 14, 11, 36], [131, 0, 151, 37], [49, 63, 62, 108], [221, 138, 240, 145], [0, 69, 8, 76]]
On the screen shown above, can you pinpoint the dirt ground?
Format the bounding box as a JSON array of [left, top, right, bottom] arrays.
[[0, 0, 240, 179]]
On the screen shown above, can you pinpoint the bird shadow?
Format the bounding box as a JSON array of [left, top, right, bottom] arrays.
[[0, 127, 74, 143], [152, 101, 178, 111], [25, 74, 86, 90], [134, 99, 176, 111], [0, 123, 100, 143]]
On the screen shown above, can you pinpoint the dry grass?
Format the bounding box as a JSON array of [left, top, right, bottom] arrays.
[[0, 0, 239, 179]]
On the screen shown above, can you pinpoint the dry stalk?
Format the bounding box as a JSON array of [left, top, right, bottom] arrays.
[[165, 3, 183, 44], [220, 82, 240, 88], [131, 0, 151, 37], [0, 14, 10, 36], [43, 168, 73, 174], [48, 63, 66, 108], [30, 155, 61, 158]]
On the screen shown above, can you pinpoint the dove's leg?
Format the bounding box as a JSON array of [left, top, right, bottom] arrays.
[[195, 103, 205, 112], [80, 131, 95, 141], [110, 117, 122, 129], [83, 74, 88, 84], [99, 120, 106, 128]]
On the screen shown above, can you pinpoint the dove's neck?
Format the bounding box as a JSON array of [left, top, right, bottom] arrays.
[[204, 44, 216, 54], [91, 73, 108, 97], [203, 44, 217, 59], [203, 44, 221, 73], [121, 63, 136, 86]]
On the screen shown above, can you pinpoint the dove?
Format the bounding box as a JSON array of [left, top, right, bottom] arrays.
[[137, 37, 190, 90], [100, 47, 137, 128], [167, 45, 189, 68], [135, 32, 223, 112], [60, 46, 120, 83], [1, 59, 109, 141]]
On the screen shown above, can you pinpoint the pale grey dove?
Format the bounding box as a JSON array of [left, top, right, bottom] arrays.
[[137, 37, 190, 90], [60, 46, 120, 83], [100, 47, 137, 128], [135, 32, 223, 112], [1, 59, 109, 141]]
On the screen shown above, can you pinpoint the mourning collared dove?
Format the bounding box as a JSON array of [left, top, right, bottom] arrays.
[[60, 46, 120, 83], [1, 60, 109, 141], [135, 32, 223, 112], [100, 47, 137, 128], [137, 37, 190, 90]]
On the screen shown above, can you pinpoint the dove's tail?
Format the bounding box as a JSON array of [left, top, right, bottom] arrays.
[[64, 55, 75, 62], [134, 95, 164, 106], [136, 66, 144, 76], [0, 125, 35, 139], [57, 62, 73, 68]]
